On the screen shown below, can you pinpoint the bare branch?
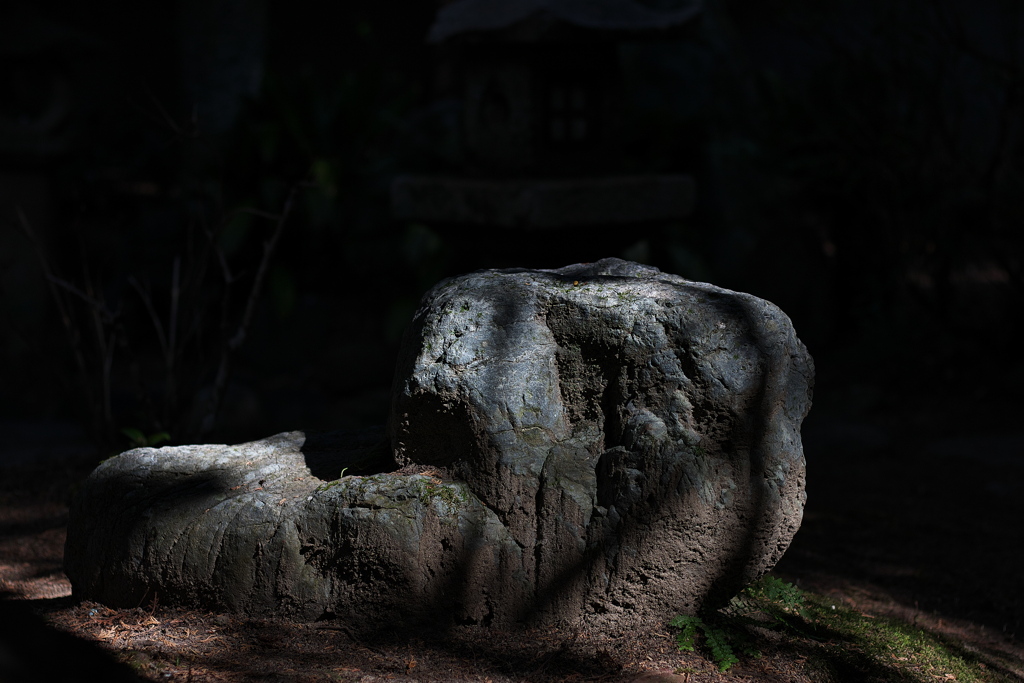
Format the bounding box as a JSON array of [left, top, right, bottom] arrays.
[[128, 276, 169, 356], [44, 272, 117, 323], [83, 268, 118, 440], [169, 256, 181, 358], [197, 184, 301, 437], [16, 206, 96, 409], [932, 0, 1021, 78], [204, 222, 236, 285], [165, 256, 182, 430], [228, 207, 281, 222], [229, 185, 298, 350]]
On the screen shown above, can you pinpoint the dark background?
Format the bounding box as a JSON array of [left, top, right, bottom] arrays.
[[1, 0, 1022, 457]]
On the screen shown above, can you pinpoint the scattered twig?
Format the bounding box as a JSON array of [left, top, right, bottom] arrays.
[[313, 623, 386, 655]]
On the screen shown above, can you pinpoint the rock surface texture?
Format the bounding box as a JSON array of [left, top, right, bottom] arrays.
[[65, 259, 813, 635]]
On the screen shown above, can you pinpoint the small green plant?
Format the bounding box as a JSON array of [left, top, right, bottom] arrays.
[[121, 427, 171, 448], [670, 576, 803, 672], [670, 614, 747, 671], [743, 575, 806, 615]]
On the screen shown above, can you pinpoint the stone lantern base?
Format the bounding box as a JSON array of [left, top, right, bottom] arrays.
[[391, 174, 694, 229]]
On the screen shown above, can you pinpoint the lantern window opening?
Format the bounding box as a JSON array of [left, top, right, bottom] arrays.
[[546, 81, 595, 146]]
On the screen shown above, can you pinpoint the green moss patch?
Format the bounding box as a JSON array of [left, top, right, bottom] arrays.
[[671, 576, 1017, 681]]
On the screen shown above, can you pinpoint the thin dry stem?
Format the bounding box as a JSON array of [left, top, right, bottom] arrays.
[[198, 184, 300, 437]]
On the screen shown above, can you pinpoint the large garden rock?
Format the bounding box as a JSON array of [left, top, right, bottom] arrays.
[[65, 258, 813, 635], [391, 258, 812, 629]]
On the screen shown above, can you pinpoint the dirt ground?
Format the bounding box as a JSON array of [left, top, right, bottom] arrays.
[[2, 390, 1023, 682]]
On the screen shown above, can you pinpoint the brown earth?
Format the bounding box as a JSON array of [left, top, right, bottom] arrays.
[[2, 392, 1022, 682]]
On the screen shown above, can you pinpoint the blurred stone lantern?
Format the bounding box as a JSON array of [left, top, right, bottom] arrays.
[[392, 0, 703, 266]]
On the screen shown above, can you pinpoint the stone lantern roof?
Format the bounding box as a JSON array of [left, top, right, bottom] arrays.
[[428, 0, 703, 42]]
